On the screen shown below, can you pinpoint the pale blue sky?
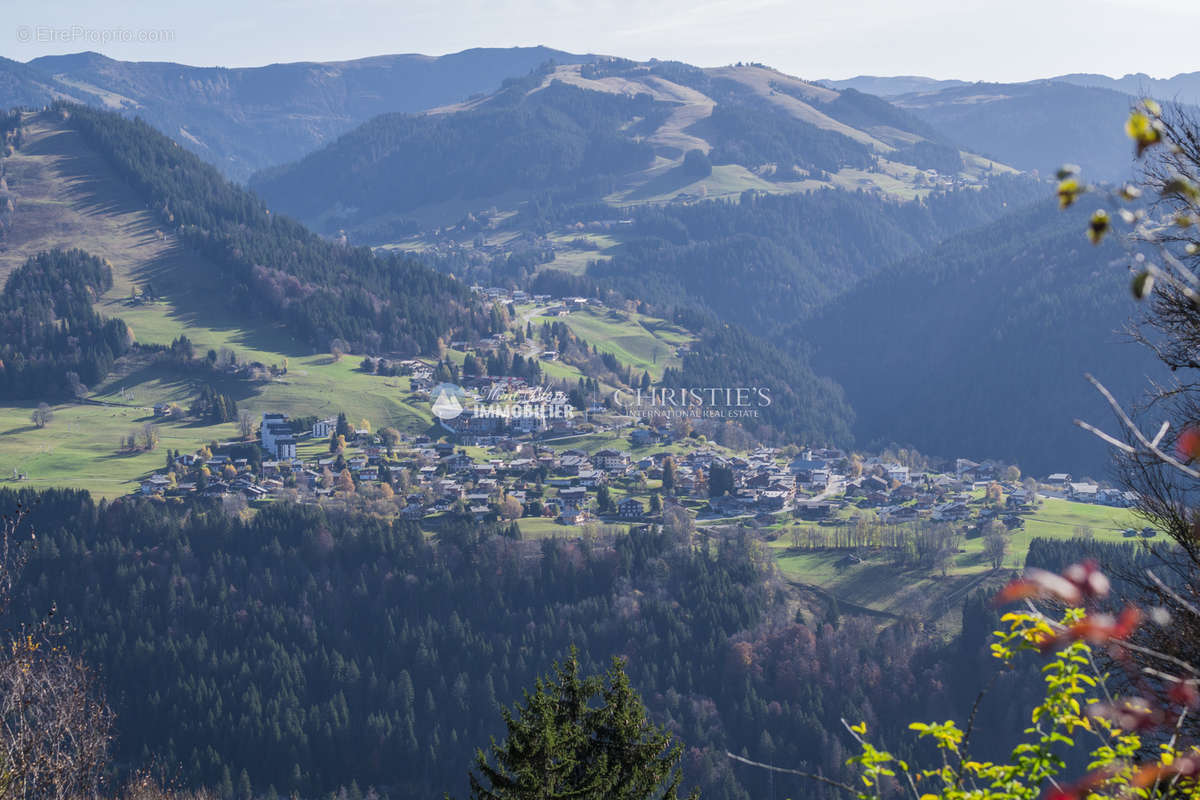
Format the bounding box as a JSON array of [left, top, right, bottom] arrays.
[[4, 0, 1199, 82]]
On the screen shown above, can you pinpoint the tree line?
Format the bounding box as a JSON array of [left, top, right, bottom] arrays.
[[0, 248, 132, 400], [55, 103, 483, 357], [0, 486, 1119, 800]]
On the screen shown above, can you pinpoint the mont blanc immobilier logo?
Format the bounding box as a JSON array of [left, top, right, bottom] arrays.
[[430, 382, 576, 422], [430, 383, 469, 420]]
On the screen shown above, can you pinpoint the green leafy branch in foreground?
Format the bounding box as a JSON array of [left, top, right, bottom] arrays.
[[840, 562, 1200, 799]]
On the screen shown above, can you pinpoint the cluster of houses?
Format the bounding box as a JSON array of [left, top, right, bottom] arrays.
[[135, 397, 1138, 538], [1042, 473, 1136, 507]]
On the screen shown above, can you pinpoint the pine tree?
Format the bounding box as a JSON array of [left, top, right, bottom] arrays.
[[464, 649, 695, 800]]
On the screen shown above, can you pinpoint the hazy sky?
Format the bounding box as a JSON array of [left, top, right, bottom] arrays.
[[6, 0, 1200, 81]]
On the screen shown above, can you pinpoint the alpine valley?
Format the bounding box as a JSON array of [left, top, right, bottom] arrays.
[[0, 43, 1182, 800]]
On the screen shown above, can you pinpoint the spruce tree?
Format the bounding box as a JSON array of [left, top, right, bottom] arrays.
[[464, 649, 695, 800]]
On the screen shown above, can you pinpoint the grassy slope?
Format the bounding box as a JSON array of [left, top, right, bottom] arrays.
[[763, 497, 1143, 632], [0, 111, 433, 497], [529, 306, 691, 380]]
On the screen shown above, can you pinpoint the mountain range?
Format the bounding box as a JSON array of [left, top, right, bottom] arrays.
[[0, 47, 594, 179], [0, 50, 1171, 474], [825, 70, 1200, 105], [249, 58, 1006, 235]]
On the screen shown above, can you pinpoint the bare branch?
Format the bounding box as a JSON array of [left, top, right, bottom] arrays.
[[1084, 373, 1200, 478], [724, 751, 857, 795]]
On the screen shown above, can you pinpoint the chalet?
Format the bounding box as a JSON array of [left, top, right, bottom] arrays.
[[757, 490, 789, 511], [558, 486, 588, 509], [864, 491, 889, 507], [1097, 488, 1132, 507], [559, 454, 588, 475], [441, 453, 472, 472], [861, 475, 889, 493], [933, 502, 970, 521], [1068, 482, 1099, 501], [618, 498, 646, 519], [1045, 473, 1072, 485], [592, 449, 629, 472], [794, 501, 835, 520], [955, 458, 979, 480], [1005, 492, 1030, 510], [559, 507, 588, 525], [630, 429, 658, 447], [745, 471, 775, 490], [140, 474, 171, 495], [505, 458, 534, 474], [576, 470, 603, 488], [808, 469, 831, 488]]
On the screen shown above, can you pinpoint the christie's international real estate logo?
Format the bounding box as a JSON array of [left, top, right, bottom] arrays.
[[612, 386, 772, 419]]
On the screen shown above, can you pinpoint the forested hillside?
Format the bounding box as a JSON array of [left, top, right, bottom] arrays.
[[806, 198, 1158, 475], [56, 104, 484, 354], [6, 487, 1055, 800], [664, 313, 855, 447], [587, 176, 1040, 332], [250, 75, 663, 227]]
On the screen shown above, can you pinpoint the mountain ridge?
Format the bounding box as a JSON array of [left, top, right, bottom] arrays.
[[0, 46, 598, 179], [824, 70, 1200, 105], [249, 58, 1009, 237]]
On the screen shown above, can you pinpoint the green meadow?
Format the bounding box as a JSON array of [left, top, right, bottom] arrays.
[[531, 306, 692, 380]]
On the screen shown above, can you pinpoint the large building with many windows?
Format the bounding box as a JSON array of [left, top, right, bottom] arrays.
[[261, 413, 297, 460]]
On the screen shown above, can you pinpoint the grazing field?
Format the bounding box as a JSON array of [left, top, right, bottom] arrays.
[[763, 497, 1145, 629], [531, 307, 692, 380], [0, 402, 229, 498], [1021, 496, 1143, 538], [0, 349, 434, 499]]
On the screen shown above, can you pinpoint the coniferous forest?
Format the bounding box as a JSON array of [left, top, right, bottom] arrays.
[[0, 249, 131, 399], [3, 487, 1078, 800]]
